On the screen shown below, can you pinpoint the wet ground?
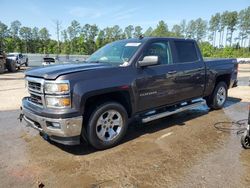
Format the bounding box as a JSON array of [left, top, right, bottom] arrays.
[[0, 64, 249, 188]]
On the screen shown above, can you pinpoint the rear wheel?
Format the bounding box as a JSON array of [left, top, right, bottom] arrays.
[[86, 102, 128, 150], [25, 59, 29, 67], [205, 81, 228, 110], [241, 132, 250, 149], [6, 59, 17, 72]]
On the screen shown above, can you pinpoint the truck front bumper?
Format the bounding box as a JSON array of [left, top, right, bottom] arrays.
[[21, 106, 83, 145]]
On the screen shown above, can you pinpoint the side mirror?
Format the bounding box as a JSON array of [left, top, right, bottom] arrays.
[[138, 56, 158, 67]]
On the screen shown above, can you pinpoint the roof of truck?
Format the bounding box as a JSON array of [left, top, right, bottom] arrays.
[[116, 37, 196, 44]]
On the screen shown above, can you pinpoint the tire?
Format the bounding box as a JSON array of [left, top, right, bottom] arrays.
[[86, 102, 128, 150], [25, 59, 29, 67], [6, 59, 17, 72], [205, 81, 228, 110], [0, 60, 5, 74], [241, 132, 250, 149]]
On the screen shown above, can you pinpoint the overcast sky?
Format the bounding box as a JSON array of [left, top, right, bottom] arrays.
[[1, 0, 249, 39]]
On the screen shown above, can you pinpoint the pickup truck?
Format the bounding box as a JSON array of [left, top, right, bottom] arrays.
[[7, 53, 28, 70], [21, 37, 238, 149]]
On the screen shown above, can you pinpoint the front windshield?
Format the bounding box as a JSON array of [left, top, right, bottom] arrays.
[[87, 40, 141, 65]]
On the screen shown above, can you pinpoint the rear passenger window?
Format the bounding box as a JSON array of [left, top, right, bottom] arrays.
[[174, 41, 199, 63]]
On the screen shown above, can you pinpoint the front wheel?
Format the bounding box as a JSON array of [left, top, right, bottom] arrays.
[[0, 60, 5, 74], [86, 102, 128, 150], [6, 59, 17, 72], [205, 81, 228, 110]]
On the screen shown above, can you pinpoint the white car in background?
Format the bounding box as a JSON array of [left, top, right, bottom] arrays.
[[7, 53, 29, 69]]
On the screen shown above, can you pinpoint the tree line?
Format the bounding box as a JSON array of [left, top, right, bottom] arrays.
[[0, 6, 249, 57]]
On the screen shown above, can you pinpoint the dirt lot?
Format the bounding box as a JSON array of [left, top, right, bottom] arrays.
[[0, 64, 249, 188]]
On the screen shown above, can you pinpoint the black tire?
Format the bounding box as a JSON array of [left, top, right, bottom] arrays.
[[0, 60, 5, 74], [86, 102, 128, 150], [241, 132, 250, 149], [205, 81, 228, 110], [6, 59, 17, 72], [25, 59, 29, 67]]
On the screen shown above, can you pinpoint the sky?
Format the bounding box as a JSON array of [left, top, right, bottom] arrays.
[[0, 0, 249, 39]]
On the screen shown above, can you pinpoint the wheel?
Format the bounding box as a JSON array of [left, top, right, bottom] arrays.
[[86, 102, 128, 150], [0, 60, 5, 74], [6, 59, 17, 72], [241, 132, 250, 149], [25, 59, 29, 67], [205, 81, 228, 110]]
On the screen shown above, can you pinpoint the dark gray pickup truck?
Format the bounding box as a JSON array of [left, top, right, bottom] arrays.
[[21, 37, 238, 149]]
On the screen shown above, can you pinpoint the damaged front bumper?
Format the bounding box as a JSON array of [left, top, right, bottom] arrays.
[[20, 105, 83, 145]]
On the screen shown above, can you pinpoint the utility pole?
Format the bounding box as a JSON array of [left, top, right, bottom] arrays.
[[53, 20, 61, 55]]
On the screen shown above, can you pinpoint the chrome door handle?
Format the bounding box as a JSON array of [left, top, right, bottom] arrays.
[[167, 71, 177, 74]]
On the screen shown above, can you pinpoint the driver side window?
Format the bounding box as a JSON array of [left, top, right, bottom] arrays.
[[143, 41, 172, 65]]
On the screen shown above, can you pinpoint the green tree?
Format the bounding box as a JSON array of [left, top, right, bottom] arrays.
[[0, 21, 9, 49], [227, 11, 238, 46], [19, 27, 32, 52], [31, 27, 39, 53], [180, 20, 186, 37], [144, 27, 153, 37], [39, 27, 50, 54], [186, 20, 196, 39], [195, 18, 207, 42], [67, 20, 81, 53], [238, 7, 250, 47], [124, 25, 134, 38], [152, 20, 169, 37], [10, 20, 21, 38], [209, 13, 220, 46], [171, 24, 182, 37], [133, 26, 143, 38], [220, 11, 228, 47], [82, 24, 99, 54], [96, 30, 105, 48]]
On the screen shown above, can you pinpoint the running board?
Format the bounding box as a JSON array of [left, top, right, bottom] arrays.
[[142, 100, 206, 123]]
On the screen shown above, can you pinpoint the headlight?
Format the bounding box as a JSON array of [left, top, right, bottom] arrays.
[[45, 96, 71, 108], [44, 81, 70, 94]]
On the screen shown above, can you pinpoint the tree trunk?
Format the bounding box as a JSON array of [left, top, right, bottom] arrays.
[[225, 29, 228, 46], [221, 29, 224, 48], [214, 31, 217, 47], [230, 30, 233, 47]]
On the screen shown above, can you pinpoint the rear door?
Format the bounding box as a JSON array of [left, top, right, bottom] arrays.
[[170, 40, 206, 102]]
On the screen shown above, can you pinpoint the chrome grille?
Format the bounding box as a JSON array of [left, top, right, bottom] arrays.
[[26, 77, 45, 107], [29, 93, 43, 106], [28, 82, 41, 92]]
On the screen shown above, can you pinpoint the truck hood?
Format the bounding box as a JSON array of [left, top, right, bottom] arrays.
[[25, 62, 112, 80]]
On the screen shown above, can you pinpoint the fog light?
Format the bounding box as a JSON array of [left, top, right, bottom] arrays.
[[51, 122, 60, 128], [47, 122, 61, 129]]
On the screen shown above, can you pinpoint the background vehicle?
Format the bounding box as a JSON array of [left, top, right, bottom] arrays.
[[21, 37, 238, 150], [42, 57, 56, 66], [0, 50, 6, 73], [7, 53, 29, 69], [0, 50, 17, 73]]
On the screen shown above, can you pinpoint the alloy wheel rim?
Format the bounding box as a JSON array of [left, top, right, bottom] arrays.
[[216, 87, 226, 106], [96, 110, 123, 142]]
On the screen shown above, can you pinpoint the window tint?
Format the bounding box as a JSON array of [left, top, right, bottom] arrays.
[[143, 41, 172, 65], [174, 41, 198, 63]]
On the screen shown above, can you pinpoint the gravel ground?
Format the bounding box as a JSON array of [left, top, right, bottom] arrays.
[[0, 64, 249, 188]]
